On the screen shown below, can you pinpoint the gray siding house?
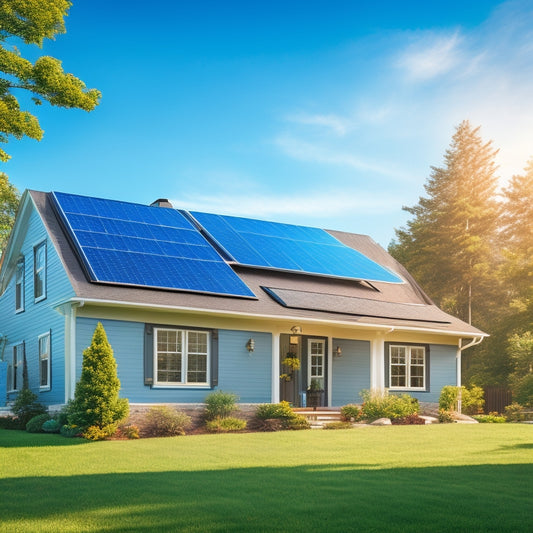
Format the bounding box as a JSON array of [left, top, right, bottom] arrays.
[[0, 190, 486, 410]]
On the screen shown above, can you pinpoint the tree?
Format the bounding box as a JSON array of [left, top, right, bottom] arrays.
[[389, 121, 500, 326], [0, 0, 101, 163], [68, 323, 129, 436], [0, 172, 19, 251]]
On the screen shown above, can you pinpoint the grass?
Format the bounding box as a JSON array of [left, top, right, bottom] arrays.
[[1, 425, 532, 532]]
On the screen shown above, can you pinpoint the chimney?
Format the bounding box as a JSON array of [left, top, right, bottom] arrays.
[[150, 198, 173, 208]]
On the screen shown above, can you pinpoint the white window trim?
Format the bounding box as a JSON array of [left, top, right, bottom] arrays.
[[8, 342, 24, 393], [33, 241, 47, 303], [153, 327, 210, 388], [38, 331, 51, 391], [307, 338, 325, 388], [15, 256, 25, 313], [388, 344, 426, 391]]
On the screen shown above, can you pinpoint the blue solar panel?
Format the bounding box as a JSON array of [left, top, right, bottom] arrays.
[[52, 192, 255, 297], [189, 211, 403, 284]]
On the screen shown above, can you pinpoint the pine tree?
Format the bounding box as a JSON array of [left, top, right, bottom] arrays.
[[389, 120, 500, 326], [68, 323, 129, 434]]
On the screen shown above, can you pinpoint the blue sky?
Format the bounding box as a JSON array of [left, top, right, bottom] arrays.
[[5, 0, 533, 246]]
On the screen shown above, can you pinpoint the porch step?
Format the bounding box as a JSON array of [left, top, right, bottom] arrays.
[[293, 408, 343, 428]]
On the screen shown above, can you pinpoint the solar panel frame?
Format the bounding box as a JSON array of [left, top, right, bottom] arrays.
[[189, 211, 404, 284], [51, 192, 256, 298]]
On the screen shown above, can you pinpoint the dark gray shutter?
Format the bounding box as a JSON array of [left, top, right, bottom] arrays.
[[144, 325, 154, 386], [211, 330, 218, 387]]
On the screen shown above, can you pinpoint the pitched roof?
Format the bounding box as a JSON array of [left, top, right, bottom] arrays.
[[29, 190, 485, 337]]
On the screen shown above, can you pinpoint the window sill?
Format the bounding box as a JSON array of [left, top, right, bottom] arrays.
[[15, 308, 24, 314], [34, 296, 47, 304], [152, 384, 211, 389], [389, 387, 428, 392], [39, 387, 51, 392]]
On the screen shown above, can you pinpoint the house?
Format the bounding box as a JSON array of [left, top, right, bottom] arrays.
[[0, 190, 486, 411]]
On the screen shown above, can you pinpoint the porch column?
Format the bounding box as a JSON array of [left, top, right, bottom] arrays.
[[370, 333, 385, 391], [272, 332, 280, 403], [64, 302, 79, 403], [456, 341, 462, 414]]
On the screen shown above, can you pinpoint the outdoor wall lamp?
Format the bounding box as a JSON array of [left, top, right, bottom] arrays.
[[246, 338, 255, 352], [290, 326, 302, 334], [334, 346, 342, 358]]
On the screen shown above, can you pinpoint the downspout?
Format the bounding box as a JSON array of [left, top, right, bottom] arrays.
[[456, 336, 483, 413]]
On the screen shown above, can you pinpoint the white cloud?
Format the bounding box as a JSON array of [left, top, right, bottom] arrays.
[[396, 32, 463, 82], [285, 113, 350, 135]]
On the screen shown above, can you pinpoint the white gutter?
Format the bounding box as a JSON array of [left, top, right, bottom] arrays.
[[456, 336, 484, 413], [61, 297, 488, 339]]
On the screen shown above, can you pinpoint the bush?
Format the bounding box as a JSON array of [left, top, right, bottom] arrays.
[[438, 409, 454, 423], [391, 414, 426, 425], [254, 401, 310, 430], [323, 421, 353, 430], [511, 374, 533, 407], [204, 390, 238, 420], [42, 419, 61, 433], [143, 406, 191, 437], [504, 402, 525, 422], [206, 417, 247, 433], [439, 386, 459, 412], [68, 323, 129, 433], [26, 413, 51, 433], [360, 390, 419, 421], [12, 388, 47, 427], [83, 424, 117, 441], [60, 424, 81, 438], [340, 404, 361, 422], [0, 416, 21, 430], [462, 385, 485, 415], [473, 413, 506, 423], [117, 424, 140, 439]]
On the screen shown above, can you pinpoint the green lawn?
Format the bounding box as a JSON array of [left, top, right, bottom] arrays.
[[1, 425, 532, 532]]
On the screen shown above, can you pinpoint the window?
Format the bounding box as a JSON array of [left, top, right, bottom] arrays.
[[154, 328, 209, 386], [8, 343, 24, 392], [15, 256, 25, 312], [389, 344, 426, 390], [308, 339, 325, 389], [34, 241, 47, 301], [39, 332, 51, 390]]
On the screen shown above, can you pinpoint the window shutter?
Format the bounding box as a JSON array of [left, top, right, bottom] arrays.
[[211, 330, 219, 387], [144, 325, 154, 386]]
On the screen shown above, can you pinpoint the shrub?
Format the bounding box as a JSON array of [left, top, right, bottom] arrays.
[[12, 388, 47, 427], [60, 424, 81, 438], [254, 401, 310, 430], [511, 374, 533, 407], [143, 406, 192, 437], [118, 424, 140, 439], [68, 323, 129, 432], [323, 421, 352, 430], [42, 419, 61, 433], [360, 390, 418, 421], [0, 416, 21, 430], [83, 424, 117, 441], [206, 417, 247, 433], [439, 386, 459, 412], [438, 409, 454, 423], [26, 413, 51, 433], [462, 385, 485, 415], [204, 390, 238, 420], [504, 402, 525, 422], [391, 414, 426, 425], [340, 404, 361, 422], [473, 413, 506, 423]]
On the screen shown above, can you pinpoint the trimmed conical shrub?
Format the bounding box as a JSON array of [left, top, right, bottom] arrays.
[[68, 323, 129, 435]]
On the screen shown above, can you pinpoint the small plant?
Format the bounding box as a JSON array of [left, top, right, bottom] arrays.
[[83, 424, 117, 441], [143, 406, 191, 437], [438, 409, 454, 423], [26, 413, 51, 433], [391, 414, 426, 425], [280, 353, 300, 381], [118, 424, 140, 439], [42, 419, 61, 433], [323, 421, 352, 430], [439, 385, 459, 412], [360, 390, 419, 421], [504, 402, 525, 422], [340, 404, 361, 422], [254, 401, 310, 430], [473, 413, 506, 423], [206, 417, 247, 433], [12, 389, 47, 427], [204, 390, 239, 420], [60, 424, 81, 438], [462, 385, 485, 415]]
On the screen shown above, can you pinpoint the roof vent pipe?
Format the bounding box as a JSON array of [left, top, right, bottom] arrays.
[[150, 199, 173, 208]]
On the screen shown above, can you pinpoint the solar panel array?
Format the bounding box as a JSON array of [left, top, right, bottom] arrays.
[[51, 192, 255, 297], [189, 211, 403, 284]]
